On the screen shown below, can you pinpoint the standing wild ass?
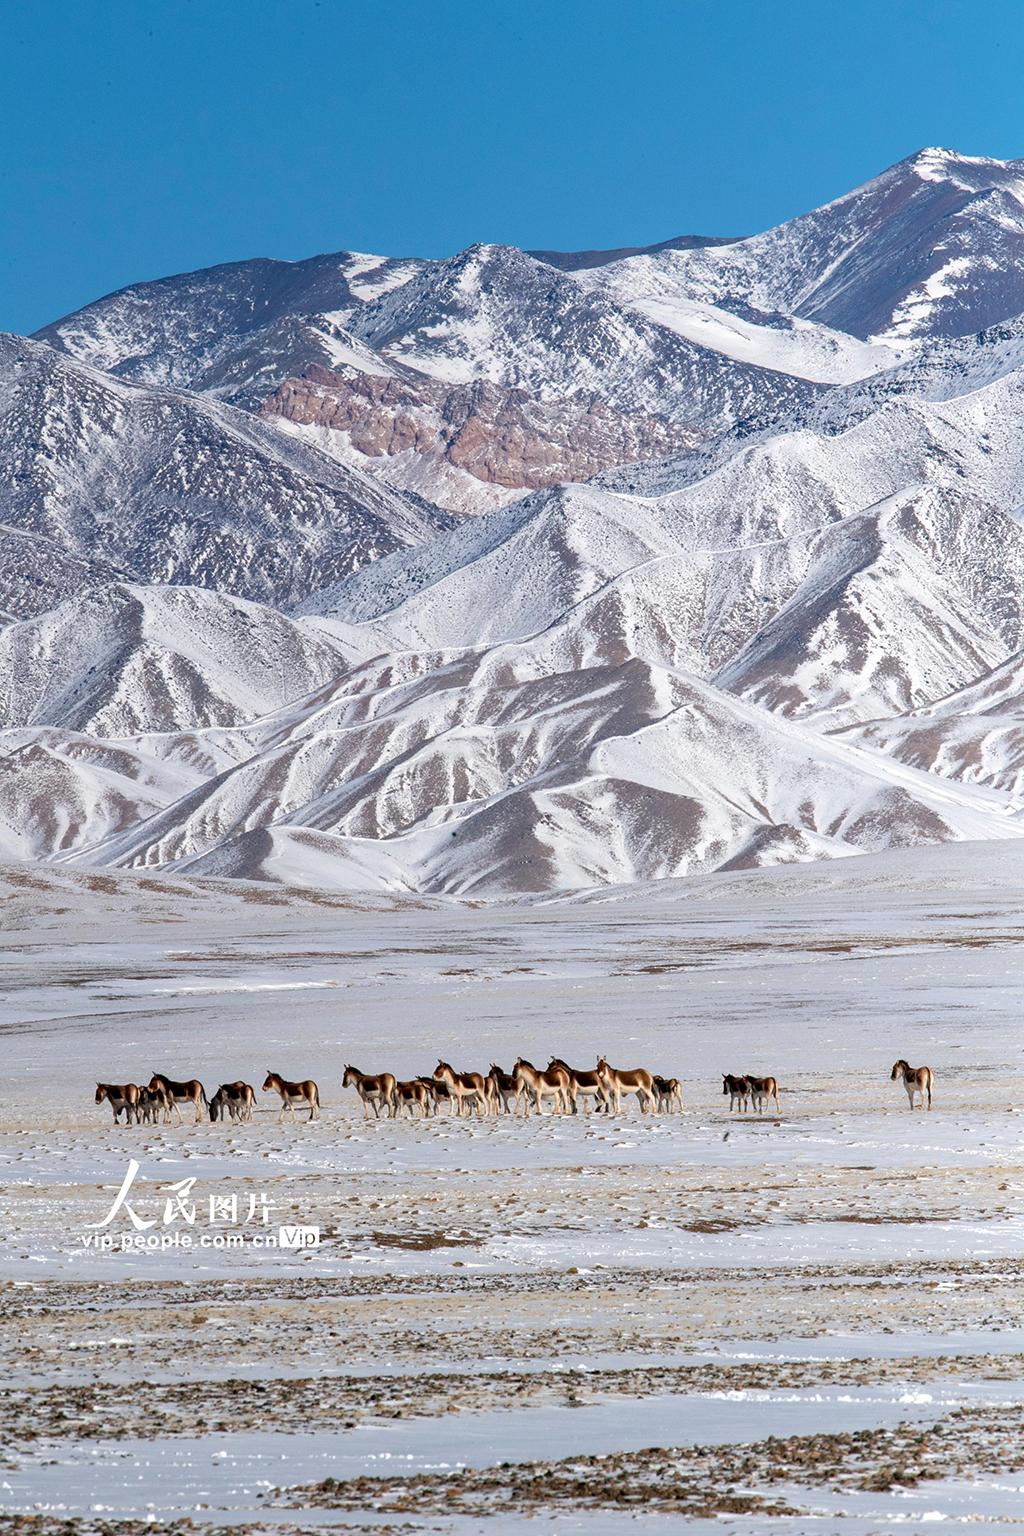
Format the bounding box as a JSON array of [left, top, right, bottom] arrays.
[[891, 1060, 933, 1110], [514, 1058, 570, 1115], [746, 1075, 780, 1114], [596, 1058, 654, 1114], [149, 1073, 208, 1125], [342, 1066, 394, 1119], [722, 1074, 750, 1113], [434, 1061, 489, 1116], [95, 1083, 140, 1124]]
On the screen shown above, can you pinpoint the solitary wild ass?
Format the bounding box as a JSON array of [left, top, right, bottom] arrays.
[[549, 1057, 608, 1114], [264, 1070, 321, 1122], [596, 1058, 654, 1114], [891, 1060, 933, 1110], [434, 1061, 488, 1117], [342, 1066, 394, 1119], [210, 1082, 256, 1123], [514, 1058, 570, 1115], [149, 1073, 208, 1125], [747, 1075, 780, 1114], [722, 1074, 750, 1113], [95, 1082, 140, 1124]]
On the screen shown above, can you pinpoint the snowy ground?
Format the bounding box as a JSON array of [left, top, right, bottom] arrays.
[[2, 840, 1024, 1530]]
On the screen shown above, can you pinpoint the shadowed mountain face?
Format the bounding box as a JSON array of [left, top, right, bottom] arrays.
[[526, 234, 745, 271], [8, 148, 1024, 891]]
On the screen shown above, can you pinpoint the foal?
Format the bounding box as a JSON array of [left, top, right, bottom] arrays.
[[891, 1060, 933, 1110]]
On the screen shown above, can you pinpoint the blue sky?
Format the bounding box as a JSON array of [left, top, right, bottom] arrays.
[[1, 0, 1022, 335]]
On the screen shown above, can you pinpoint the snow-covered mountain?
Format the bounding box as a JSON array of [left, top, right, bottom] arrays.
[[0, 333, 457, 617], [58, 640, 1024, 893], [578, 148, 1024, 343], [7, 146, 1024, 893], [0, 583, 350, 736]]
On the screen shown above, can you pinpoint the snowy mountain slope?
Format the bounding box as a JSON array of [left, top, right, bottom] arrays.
[[32, 249, 430, 394], [342, 243, 824, 430], [0, 583, 350, 736], [833, 649, 1024, 797], [260, 365, 704, 516], [712, 488, 1024, 727], [578, 148, 1024, 343], [298, 358, 1024, 654], [0, 728, 208, 861], [0, 334, 458, 616], [62, 643, 1024, 894]]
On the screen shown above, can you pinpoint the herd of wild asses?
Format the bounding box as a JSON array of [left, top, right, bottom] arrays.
[[93, 1059, 936, 1125]]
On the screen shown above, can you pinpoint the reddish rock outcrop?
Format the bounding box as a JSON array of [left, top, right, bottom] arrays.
[[261, 366, 703, 490]]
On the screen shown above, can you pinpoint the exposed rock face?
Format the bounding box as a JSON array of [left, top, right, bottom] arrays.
[[261, 367, 705, 491]]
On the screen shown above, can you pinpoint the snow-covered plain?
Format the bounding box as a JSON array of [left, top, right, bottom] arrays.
[[2, 842, 1024, 1528]]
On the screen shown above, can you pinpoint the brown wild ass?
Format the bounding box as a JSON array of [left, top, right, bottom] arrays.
[[549, 1057, 608, 1114], [514, 1058, 570, 1115], [394, 1079, 431, 1118], [149, 1073, 208, 1125], [487, 1065, 522, 1114], [652, 1075, 683, 1112], [210, 1082, 256, 1123], [891, 1060, 933, 1110], [434, 1061, 489, 1117], [95, 1083, 140, 1124], [747, 1075, 780, 1114], [342, 1066, 395, 1119], [722, 1074, 750, 1113], [596, 1058, 654, 1114], [136, 1086, 164, 1125], [264, 1070, 321, 1122], [417, 1076, 452, 1115]]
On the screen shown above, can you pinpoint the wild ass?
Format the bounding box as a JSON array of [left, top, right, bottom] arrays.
[[342, 1066, 395, 1119], [487, 1065, 522, 1114], [595, 1058, 654, 1114], [417, 1076, 451, 1115], [149, 1073, 208, 1125], [514, 1058, 570, 1116], [434, 1061, 489, 1117], [747, 1075, 780, 1114], [264, 1070, 321, 1122], [136, 1086, 164, 1125], [722, 1074, 750, 1113], [394, 1079, 431, 1118], [549, 1057, 608, 1114], [95, 1083, 140, 1124], [652, 1075, 683, 1112], [891, 1060, 933, 1110], [210, 1082, 256, 1123]]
